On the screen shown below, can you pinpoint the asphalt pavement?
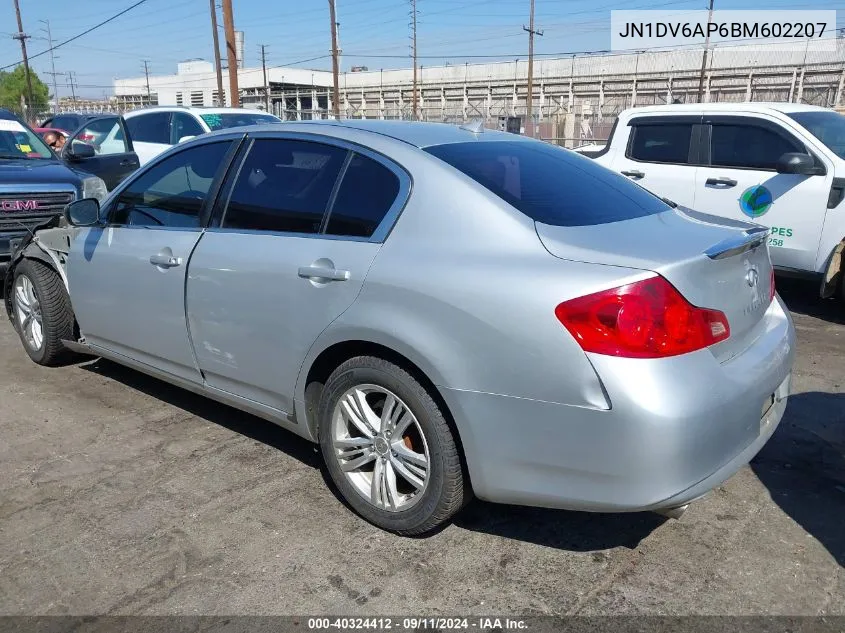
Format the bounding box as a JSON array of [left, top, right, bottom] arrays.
[[0, 278, 843, 616]]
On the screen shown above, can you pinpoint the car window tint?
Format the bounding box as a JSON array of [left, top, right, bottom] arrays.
[[51, 115, 79, 131], [628, 123, 692, 163], [126, 112, 171, 145], [711, 123, 803, 170], [223, 139, 347, 233], [71, 118, 128, 156], [325, 153, 400, 238], [111, 141, 231, 227], [426, 140, 669, 227], [172, 113, 205, 142]]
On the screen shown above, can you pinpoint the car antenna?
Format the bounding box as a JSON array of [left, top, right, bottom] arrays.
[[459, 119, 484, 134]]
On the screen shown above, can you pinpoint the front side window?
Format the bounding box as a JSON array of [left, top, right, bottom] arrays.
[[222, 139, 347, 233], [172, 113, 205, 143], [126, 112, 171, 145], [70, 118, 129, 156], [111, 141, 231, 227], [426, 140, 669, 227], [710, 123, 803, 170], [325, 153, 401, 238], [628, 123, 693, 164], [788, 111, 845, 160]]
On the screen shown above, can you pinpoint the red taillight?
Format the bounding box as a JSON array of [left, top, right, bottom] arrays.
[[555, 275, 730, 359], [769, 268, 776, 303], [78, 133, 94, 141]]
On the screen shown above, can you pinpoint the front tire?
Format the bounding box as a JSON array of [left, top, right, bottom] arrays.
[[12, 259, 76, 366], [319, 356, 468, 535]]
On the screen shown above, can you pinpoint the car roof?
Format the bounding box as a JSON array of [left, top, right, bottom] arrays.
[[124, 106, 274, 117], [621, 102, 831, 116], [0, 108, 18, 121], [198, 119, 525, 149]]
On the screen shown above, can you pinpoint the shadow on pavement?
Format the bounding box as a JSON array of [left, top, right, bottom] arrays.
[[453, 502, 665, 551], [776, 276, 845, 325], [81, 358, 321, 469], [751, 391, 845, 568]]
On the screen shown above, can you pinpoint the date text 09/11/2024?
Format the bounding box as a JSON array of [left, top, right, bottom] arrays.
[[306, 617, 529, 630]]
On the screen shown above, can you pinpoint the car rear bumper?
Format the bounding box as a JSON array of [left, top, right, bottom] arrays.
[[441, 295, 795, 513]]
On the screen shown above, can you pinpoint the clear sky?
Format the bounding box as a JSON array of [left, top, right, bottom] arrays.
[[1, 0, 842, 98]]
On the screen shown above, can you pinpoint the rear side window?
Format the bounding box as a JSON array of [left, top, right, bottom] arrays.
[[425, 140, 670, 227], [222, 139, 347, 234], [126, 112, 171, 144], [325, 153, 401, 238], [710, 123, 803, 170], [628, 123, 693, 164]]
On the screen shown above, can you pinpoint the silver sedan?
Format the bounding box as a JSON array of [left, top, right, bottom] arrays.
[[4, 120, 795, 534]]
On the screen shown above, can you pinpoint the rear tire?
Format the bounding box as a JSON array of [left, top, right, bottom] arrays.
[[12, 259, 76, 366], [319, 356, 469, 535]]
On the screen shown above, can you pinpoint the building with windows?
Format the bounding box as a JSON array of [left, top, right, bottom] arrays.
[[114, 38, 845, 145]]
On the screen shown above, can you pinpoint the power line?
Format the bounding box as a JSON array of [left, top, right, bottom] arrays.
[[0, 0, 150, 72]]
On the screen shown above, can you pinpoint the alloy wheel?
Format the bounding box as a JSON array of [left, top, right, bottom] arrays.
[[331, 384, 430, 512], [14, 275, 44, 352]]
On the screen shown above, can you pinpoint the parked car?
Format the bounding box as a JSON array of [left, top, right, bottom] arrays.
[[4, 120, 795, 535], [577, 103, 845, 301], [40, 113, 103, 145], [123, 106, 282, 165], [0, 109, 137, 274]]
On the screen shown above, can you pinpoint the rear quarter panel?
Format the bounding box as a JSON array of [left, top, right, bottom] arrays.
[[294, 143, 651, 438]]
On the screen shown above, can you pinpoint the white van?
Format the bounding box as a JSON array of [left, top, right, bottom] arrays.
[[583, 103, 845, 300]]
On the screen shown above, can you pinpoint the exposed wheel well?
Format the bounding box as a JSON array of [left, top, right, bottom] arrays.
[[303, 340, 471, 487], [820, 239, 845, 299]]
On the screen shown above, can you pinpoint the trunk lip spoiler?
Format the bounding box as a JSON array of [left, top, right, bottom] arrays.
[[704, 226, 770, 260]]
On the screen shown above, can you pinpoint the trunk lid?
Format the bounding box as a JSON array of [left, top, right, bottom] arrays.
[[536, 207, 775, 362]]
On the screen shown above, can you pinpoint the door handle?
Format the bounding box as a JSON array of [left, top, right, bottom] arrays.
[[298, 265, 350, 282], [150, 254, 182, 268], [705, 177, 738, 187], [621, 170, 645, 179], [120, 159, 137, 166]]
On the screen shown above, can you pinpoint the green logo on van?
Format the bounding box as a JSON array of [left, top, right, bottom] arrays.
[[739, 185, 773, 218]]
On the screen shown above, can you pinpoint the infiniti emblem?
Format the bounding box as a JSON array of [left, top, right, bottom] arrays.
[[745, 268, 759, 287]]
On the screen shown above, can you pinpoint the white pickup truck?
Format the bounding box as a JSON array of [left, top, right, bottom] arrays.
[[579, 103, 845, 300]]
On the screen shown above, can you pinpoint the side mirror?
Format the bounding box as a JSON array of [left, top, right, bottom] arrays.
[[65, 199, 101, 227], [178, 135, 196, 143], [776, 152, 816, 175], [66, 141, 96, 160]]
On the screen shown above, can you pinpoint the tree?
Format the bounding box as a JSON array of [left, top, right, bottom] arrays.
[[0, 65, 50, 116]]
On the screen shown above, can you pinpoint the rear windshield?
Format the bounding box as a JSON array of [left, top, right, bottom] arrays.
[[425, 140, 670, 226]]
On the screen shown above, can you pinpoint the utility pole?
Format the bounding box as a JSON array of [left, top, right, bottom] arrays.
[[221, 0, 240, 107], [329, 0, 341, 118], [67, 71, 77, 104], [12, 0, 35, 118], [410, 0, 418, 120], [39, 20, 60, 112], [523, 0, 543, 136], [260, 44, 270, 112], [696, 0, 715, 102], [209, 0, 225, 105], [143, 60, 152, 102]]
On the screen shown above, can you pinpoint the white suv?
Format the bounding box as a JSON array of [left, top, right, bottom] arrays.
[[123, 106, 282, 165], [581, 103, 845, 300]]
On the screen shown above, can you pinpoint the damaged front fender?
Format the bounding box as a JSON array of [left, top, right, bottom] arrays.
[[4, 215, 75, 324]]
